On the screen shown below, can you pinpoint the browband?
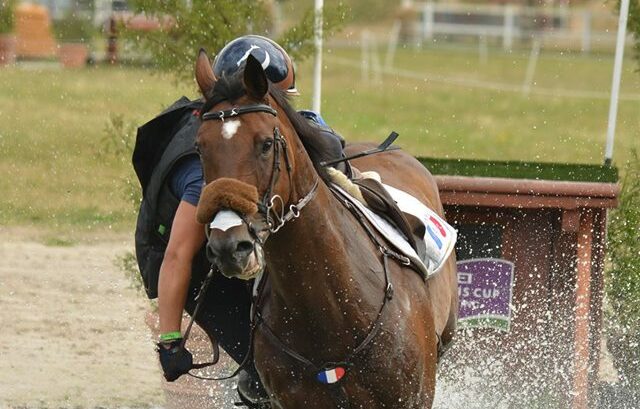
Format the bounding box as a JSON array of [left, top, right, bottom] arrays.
[[201, 104, 277, 121]]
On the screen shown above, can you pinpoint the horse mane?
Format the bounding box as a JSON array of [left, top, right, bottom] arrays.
[[201, 73, 245, 114], [269, 87, 332, 183], [203, 72, 332, 183]]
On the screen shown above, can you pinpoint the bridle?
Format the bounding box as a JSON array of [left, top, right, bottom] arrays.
[[201, 103, 319, 240]]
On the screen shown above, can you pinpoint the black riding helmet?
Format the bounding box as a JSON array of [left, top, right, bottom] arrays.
[[212, 35, 298, 95]]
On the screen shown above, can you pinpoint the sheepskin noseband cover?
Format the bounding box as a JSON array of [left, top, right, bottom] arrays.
[[196, 178, 259, 224]]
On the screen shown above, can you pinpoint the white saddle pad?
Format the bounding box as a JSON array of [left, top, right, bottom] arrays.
[[332, 183, 456, 279]]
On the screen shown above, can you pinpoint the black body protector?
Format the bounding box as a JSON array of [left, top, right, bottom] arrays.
[[132, 97, 345, 299], [132, 97, 206, 298]]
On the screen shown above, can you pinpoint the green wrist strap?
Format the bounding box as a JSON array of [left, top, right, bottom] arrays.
[[159, 331, 182, 342]]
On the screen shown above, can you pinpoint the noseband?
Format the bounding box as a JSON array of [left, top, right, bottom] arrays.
[[201, 103, 319, 238]]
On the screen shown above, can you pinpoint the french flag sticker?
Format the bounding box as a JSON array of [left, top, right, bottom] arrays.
[[427, 215, 447, 250], [317, 367, 346, 384]]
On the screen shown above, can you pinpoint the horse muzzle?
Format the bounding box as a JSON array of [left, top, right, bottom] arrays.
[[205, 210, 265, 280]]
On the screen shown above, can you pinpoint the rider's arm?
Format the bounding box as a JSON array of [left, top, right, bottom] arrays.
[[158, 199, 206, 335]]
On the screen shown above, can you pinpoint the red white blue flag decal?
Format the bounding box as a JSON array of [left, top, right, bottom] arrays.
[[427, 215, 447, 250], [317, 367, 346, 384]]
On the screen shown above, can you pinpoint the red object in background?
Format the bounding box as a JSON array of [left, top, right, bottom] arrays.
[[0, 34, 17, 66], [106, 16, 117, 64]]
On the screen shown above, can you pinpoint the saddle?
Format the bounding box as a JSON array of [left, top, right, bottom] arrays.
[[327, 167, 456, 279], [352, 177, 423, 258]]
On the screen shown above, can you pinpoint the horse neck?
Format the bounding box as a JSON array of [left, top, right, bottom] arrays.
[[263, 134, 383, 330]]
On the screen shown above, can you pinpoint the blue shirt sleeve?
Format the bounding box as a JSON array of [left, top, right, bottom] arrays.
[[169, 156, 204, 206], [298, 109, 328, 126]]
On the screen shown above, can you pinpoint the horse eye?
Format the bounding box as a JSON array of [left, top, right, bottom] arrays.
[[261, 139, 274, 154]]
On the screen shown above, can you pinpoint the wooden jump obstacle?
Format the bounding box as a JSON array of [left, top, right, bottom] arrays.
[[420, 157, 619, 409]]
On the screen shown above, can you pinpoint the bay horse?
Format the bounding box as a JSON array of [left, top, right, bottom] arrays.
[[193, 51, 458, 409]]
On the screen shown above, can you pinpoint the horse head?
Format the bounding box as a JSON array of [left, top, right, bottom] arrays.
[[194, 49, 320, 279]]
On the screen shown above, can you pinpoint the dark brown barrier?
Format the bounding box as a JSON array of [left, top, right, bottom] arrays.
[[424, 157, 619, 409]]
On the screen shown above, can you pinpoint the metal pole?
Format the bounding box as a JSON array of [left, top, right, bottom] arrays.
[[604, 0, 630, 166], [522, 37, 541, 96], [312, 0, 324, 114]]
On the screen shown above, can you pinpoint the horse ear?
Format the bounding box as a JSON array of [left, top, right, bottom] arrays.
[[243, 54, 268, 100], [195, 48, 216, 98]]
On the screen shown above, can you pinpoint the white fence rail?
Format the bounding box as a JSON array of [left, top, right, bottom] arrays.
[[413, 2, 622, 52]]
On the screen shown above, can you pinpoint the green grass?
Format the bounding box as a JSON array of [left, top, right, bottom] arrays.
[[417, 157, 618, 182], [294, 45, 640, 165], [0, 46, 638, 233], [0, 65, 183, 231]]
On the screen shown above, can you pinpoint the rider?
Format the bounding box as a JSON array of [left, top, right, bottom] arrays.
[[133, 35, 345, 407]]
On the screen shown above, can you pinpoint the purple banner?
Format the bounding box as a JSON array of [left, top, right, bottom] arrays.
[[457, 258, 514, 331]]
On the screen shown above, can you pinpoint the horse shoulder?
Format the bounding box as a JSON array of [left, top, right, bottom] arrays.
[[348, 143, 458, 341]]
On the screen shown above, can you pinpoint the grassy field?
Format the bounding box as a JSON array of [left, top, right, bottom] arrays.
[[1, 45, 638, 233], [0, 65, 184, 232], [297, 45, 640, 164]]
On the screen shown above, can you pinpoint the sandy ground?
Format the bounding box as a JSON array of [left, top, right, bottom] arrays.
[[0, 227, 620, 408], [0, 227, 164, 408]]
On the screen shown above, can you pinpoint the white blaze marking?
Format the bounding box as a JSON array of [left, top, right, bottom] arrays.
[[222, 120, 241, 140], [209, 210, 243, 232]]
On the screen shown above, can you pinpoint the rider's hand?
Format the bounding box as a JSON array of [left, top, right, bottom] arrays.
[[157, 339, 193, 382]]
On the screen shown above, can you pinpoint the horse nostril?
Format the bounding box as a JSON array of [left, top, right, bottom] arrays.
[[235, 241, 254, 256], [206, 242, 218, 263]]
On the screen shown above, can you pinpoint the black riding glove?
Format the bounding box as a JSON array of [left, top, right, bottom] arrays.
[[157, 339, 193, 382]]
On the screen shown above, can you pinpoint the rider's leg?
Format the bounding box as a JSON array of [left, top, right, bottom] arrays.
[[299, 111, 351, 177], [183, 267, 269, 406], [183, 269, 252, 363]]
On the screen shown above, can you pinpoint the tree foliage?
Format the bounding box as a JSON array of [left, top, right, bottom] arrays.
[[122, 0, 344, 84], [0, 0, 16, 34], [53, 10, 95, 42], [606, 150, 640, 399]]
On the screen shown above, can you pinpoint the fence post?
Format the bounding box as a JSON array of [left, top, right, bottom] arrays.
[[423, 3, 435, 42], [361, 30, 370, 85], [371, 37, 383, 85], [581, 10, 592, 53], [522, 37, 541, 96], [478, 33, 489, 65], [503, 5, 515, 51], [385, 20, 402, 70]]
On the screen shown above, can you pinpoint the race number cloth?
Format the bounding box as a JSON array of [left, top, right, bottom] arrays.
[[332, 184, 456, 279]]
